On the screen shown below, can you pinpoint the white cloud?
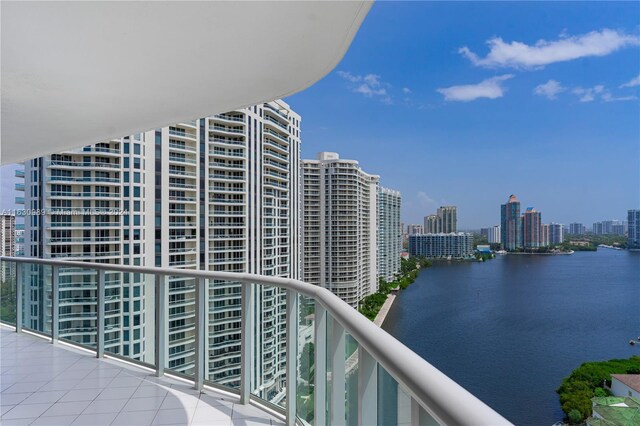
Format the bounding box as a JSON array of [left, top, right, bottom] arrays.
[[620, 74, 640, 88], [337, 71, 361, 83], [338, 71, 392, 100], [571, 84, 636, 103], [534, 79, 565, 99], [572, 85, 604, 102], [354, 84, 387, 97], [459, 29, 640, 69], [402, 87, 412, 94], [436, 74, 514, 102]]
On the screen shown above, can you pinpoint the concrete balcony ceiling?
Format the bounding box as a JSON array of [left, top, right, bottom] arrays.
[[0, 1, 372, 165]]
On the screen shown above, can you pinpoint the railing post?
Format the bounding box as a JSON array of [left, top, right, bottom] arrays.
[[330, 318, 346, 425], [358, 347, 377, 426], [155, 274, 166, 377], [314, 304, 327, 426], [194, 277, 206, 391], [15, 262, 22, 333], [240, 282, 252, 404], [96, 269, 105, 358], [51, 265, 59, 344], [285, 289, 298, 426]]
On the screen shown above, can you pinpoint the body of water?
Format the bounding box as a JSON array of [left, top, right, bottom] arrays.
[[382, 249, 640, 425]]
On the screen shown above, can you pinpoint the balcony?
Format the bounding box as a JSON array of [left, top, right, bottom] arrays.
[[0, 256, 509, 426]]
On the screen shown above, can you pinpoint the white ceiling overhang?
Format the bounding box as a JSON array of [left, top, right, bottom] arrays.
[[1, 1, 372, 164]]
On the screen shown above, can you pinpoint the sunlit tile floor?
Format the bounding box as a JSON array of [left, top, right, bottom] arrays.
[[0, 326, 284, 426]]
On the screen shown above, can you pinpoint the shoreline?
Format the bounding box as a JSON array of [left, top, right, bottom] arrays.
[[506, 251, 574, 256], [373, 292, 396, 327]]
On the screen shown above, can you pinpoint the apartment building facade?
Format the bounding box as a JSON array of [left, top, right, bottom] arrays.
[[19, 99, 301, 403], [302, 152, 379, 308], [408, 233, 474, 259], [378, 187, 402, 282]]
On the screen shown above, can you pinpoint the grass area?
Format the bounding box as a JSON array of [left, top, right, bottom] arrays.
[[556, 355, 640, 423], [358, 257, 432, 321]]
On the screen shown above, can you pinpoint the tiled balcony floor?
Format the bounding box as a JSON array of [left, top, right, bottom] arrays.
[[0, 326, 283, 426]]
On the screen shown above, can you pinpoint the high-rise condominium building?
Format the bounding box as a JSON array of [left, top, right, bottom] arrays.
[[424, 214, 439, 234], [437, 206, 457, 233], [522, 208, 543, 249], [302, 152, 379, 308], [407, 224, 424, 235], [629, 210, 640, 250], [20, 99, 301, 402], [548, 223, 564, 245], [0, 214, 16, 282], [501, 194, 521, 250], [408, 233, 473, 259], [480, 226, 501, 244], [541, 223, 549, 247], [378, 187, 402, 282], [569, 222, 586, 235]]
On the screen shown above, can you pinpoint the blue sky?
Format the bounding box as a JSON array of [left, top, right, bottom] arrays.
[[2, 2, 638, 229], [286, 1, 640, 229]]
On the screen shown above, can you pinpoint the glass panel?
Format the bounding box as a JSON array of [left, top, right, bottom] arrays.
[[23, 263, 52, 335], [397, 385, 412, 425], [345, 332, 359, 425], [418, 403, 439, 426], [378, 365, 399, 426], [297, 295, 315, 425], [165, 275, 196, 378], [251, 283, 288, 406], [206, 278, 242, 389], [103, 270, 155, 366], [0, 260, 17, 324], [58, 267, 98, 350]]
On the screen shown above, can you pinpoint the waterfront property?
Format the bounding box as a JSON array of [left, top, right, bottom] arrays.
[[378, 187, 402, 282], [408, 233, 474, 259], [302, 152, 379, 308], [629, 210, 640, 250], [501, 195, 522, 250], [612, 374, 640, 399]]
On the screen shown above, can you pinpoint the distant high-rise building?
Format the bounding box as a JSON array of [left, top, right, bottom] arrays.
[[548, 223, 564, 245], [407, 224, 424, 235], [437, 206, 457, 233], [408, 233, 473, 259], [628, 210, 640, 250], [480, 226, 501, 244], [522, 208, 542, 249], [569, 223, 586, 235], [424, 214, 440, 234], [540, 224, 549, 247], [501, 194, 521, 250], [302, 152, 379, 308], [612, 223, 626, 236], [378, 187, 402, 282], [0, 214, 16, 282]]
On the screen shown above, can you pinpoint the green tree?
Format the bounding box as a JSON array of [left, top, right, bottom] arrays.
[[567, 409, 582, 424]]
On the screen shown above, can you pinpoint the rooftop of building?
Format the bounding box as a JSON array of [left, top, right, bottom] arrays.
[[612, 374, 640, 392], [588, 396, 640, 426]]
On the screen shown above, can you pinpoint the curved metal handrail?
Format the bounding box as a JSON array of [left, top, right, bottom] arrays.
[[0, 256, 510, 425]]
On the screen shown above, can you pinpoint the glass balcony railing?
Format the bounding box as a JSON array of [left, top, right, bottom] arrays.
[[0, 256, 510, 426]]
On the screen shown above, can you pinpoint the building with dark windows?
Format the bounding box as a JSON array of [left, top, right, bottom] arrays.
[[569, 222, 586, 235], [522, 208, 543, 249], [500, 194, 522, 250], [408, 233, 474, 259], [437, 206, 457, 233], [629, 210, 640, 250]]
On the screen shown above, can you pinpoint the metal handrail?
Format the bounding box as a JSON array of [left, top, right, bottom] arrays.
[[0, 255, 510, 426]]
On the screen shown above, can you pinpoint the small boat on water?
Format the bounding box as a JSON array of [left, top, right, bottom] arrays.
[[630, 340, 636, 346]]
